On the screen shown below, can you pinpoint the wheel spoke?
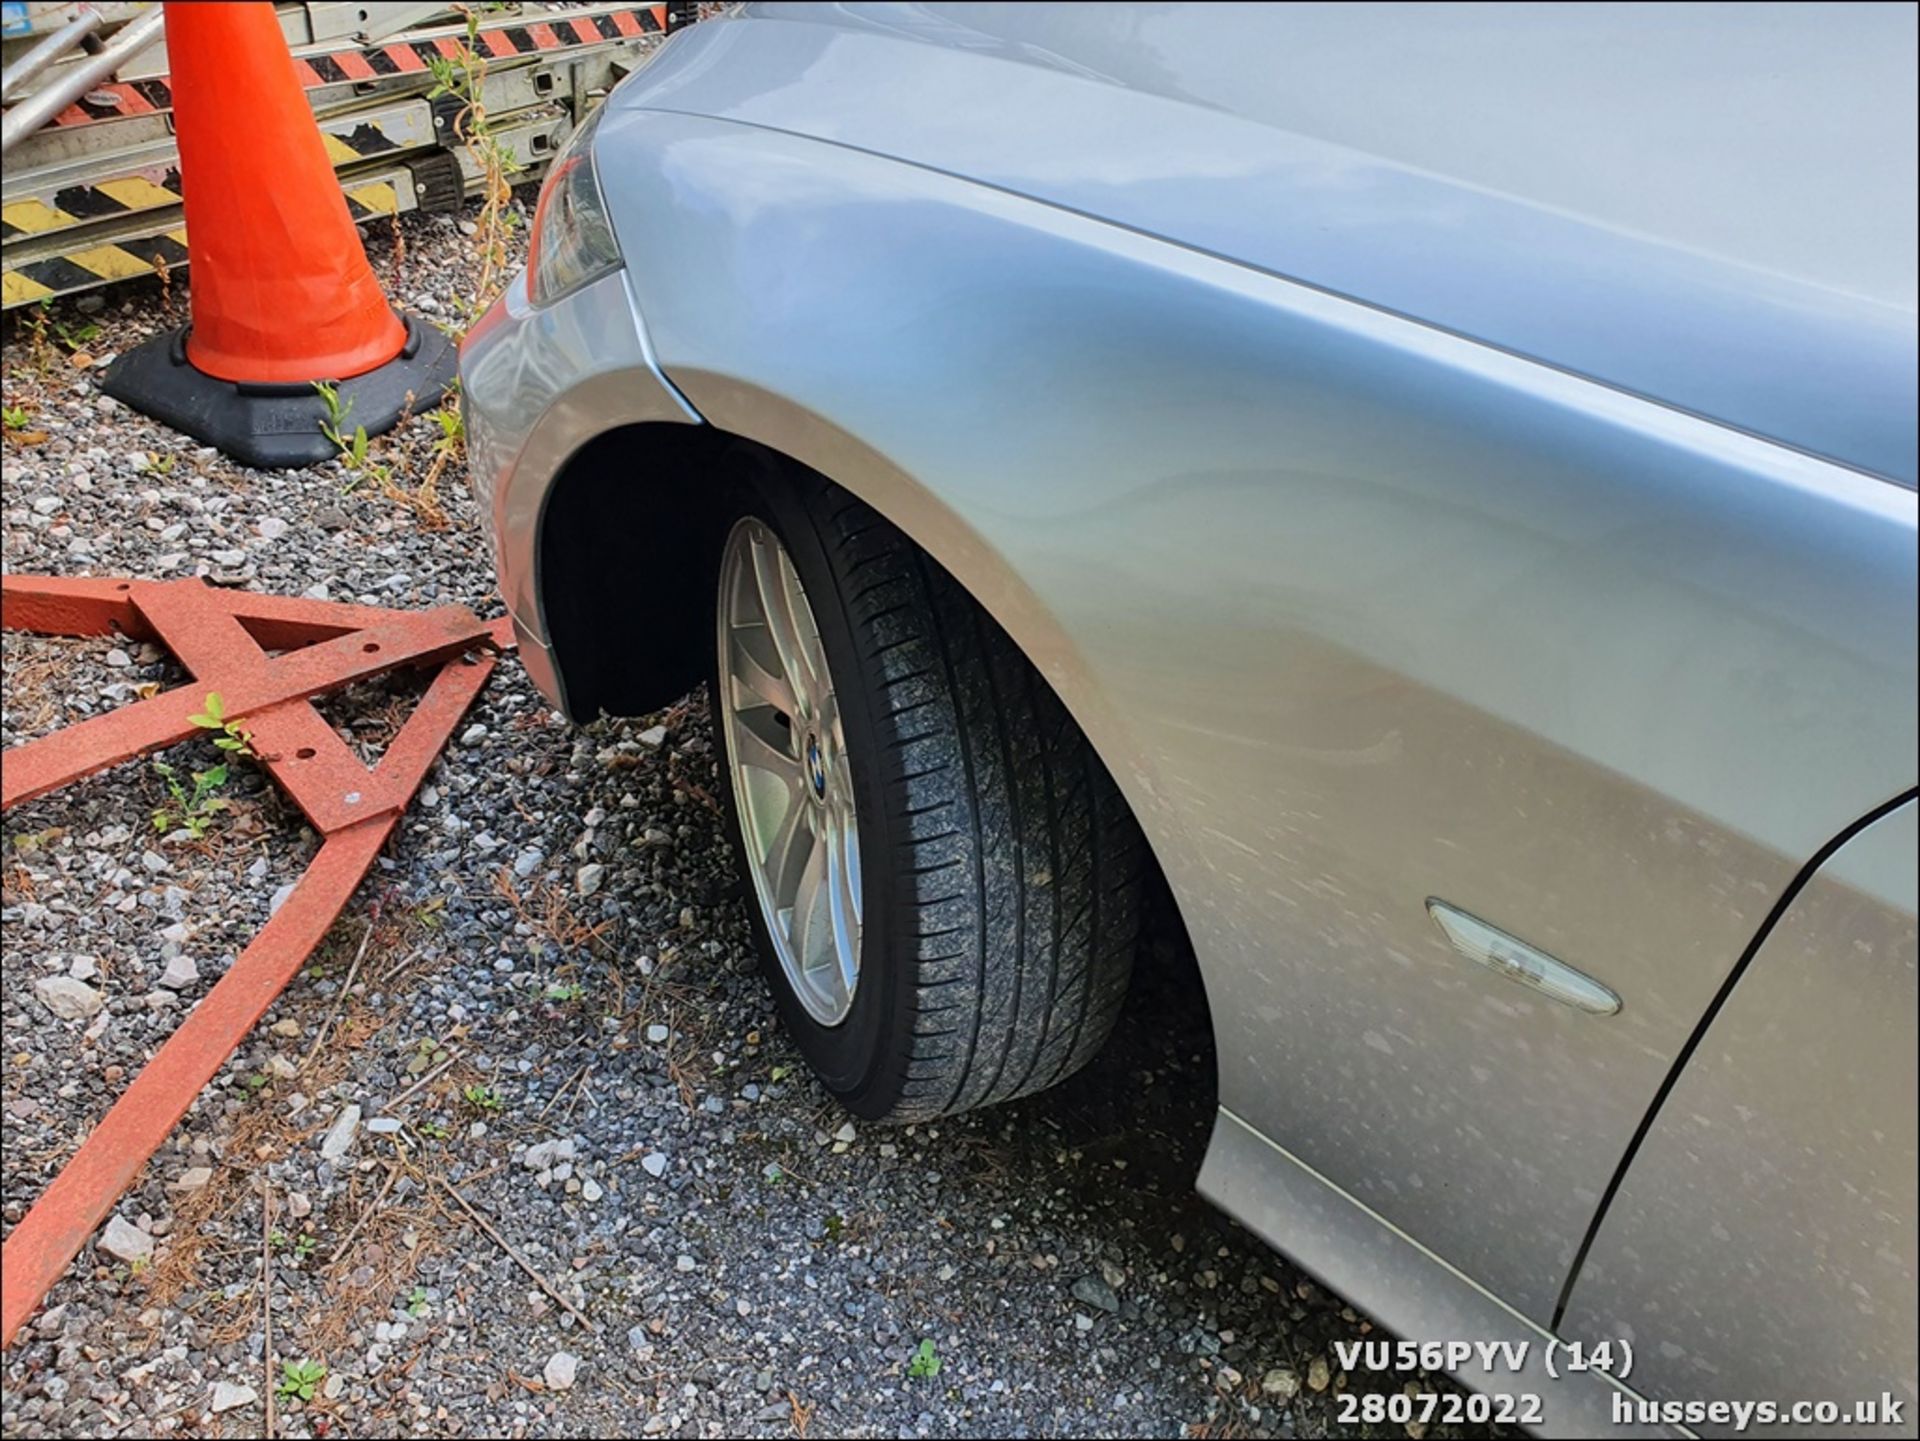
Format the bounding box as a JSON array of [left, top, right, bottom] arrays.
[[837, 787, 862, 927], [764, 793, 814, 914], [779, 546, 832, 706], [790, 831, 830, 974], [730, 704, 798, 783], [826, 812, 860, 994], [728, 629, 797, 717], [752, 538, 818, 716]]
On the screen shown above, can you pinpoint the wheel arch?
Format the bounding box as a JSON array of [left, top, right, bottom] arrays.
[[538, 396, 1142, 817], [535, 394, 1207, 989], [535, 420, 733, 724]]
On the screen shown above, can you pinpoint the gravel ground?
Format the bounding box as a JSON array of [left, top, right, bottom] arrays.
[[2, 206, 1489, 1439]]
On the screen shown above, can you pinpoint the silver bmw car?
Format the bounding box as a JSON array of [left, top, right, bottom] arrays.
[[460, 4, 1918, 1434]]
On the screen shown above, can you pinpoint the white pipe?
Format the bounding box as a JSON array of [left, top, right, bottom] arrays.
[[1, 6, 164, 156], [0, 7, 105, 104]]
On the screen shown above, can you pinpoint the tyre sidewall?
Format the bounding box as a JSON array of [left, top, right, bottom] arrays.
[[708, 468, 905, 1118]]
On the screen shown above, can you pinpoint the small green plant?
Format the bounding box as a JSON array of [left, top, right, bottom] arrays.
[[408, 1034, 452, 1074], [2, 401, 47, 444], [150, 759, 229, 839], [428, 397, 463, 453], [25, 302, 51, 364], [188, 691, 254, 757], [544, 980, 585, 1003], [407, 1285, 432, 1317], [425, 15, 522, 318], [136, 451, 177, 476], [32, 298, 99, 356], [276, 1357, 327, 1403], [823, 1212, 844, 1241], [407, 394, 464, 523], [462, 1083, 503, 1113], [419, 1119, 449, 1140], [270, 1228, 316, 1260], [314, 379, 384, 488], [314, 379, 353, 449], [907, 1339, 941, 1380], [769, 1065, 794, 1083]]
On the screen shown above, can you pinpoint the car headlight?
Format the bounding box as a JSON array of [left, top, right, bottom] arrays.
[[527, 105, 622, 306]]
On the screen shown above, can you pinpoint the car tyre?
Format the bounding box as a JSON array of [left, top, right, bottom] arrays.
[[709, 466, 1146, 1121]]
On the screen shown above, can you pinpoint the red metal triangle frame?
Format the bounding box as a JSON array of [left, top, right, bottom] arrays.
[[0, 574, 514, 1347]]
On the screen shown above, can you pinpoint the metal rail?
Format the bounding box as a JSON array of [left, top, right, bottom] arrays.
[[0, 5, 163, 156], [0, 6, 104, 104], [4, 3, 668, 306]]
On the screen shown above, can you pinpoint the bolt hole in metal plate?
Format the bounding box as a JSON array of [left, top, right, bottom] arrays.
[[716, 518, 863, 1026]]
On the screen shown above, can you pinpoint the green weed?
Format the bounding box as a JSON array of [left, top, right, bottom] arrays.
[[150, 759, 229, 839], [425, 14, 522, 318], [187, 691, 254, 758], [276, 1358, 326, 1403]]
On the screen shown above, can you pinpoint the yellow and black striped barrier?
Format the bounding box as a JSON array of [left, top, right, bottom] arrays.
[[1, 4, 666, 308]]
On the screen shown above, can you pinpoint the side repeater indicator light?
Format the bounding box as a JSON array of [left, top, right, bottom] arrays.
[[1426, 899, 1622, 1017]]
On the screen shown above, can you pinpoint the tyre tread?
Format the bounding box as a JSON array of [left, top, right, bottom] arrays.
[[801, 481, 1145, 1120]]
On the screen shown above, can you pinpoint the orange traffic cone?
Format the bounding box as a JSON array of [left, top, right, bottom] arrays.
[[103, 1, 453, 467]]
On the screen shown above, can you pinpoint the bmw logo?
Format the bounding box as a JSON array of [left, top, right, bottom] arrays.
[[806, 734, 827, 798]]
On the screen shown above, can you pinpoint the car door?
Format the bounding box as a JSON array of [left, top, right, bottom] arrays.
[[1561, 800, 1917, 1435]]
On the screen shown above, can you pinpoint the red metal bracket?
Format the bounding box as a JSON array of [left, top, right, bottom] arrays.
[[0, 575, 514, 1347]]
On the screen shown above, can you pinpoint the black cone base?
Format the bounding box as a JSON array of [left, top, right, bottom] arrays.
[[100, 312, 457, 470]]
